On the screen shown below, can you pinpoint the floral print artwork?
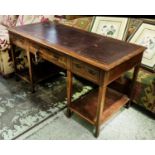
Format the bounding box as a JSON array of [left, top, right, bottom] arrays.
[[137, 30, 155, 60], [91, 17, 128, 40], [129, 23, 155, 69], [95, 22, 120, 39], [99, 24, 117, 36]]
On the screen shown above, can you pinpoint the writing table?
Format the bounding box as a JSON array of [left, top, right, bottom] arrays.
[[9, 22, 145, 137]]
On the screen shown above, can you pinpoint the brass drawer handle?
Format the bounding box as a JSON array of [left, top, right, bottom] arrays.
[[87, 68, 97, 76], [75, 63, 82, 69], [53, 53, 60, 59], [18, 38, 23, 42]]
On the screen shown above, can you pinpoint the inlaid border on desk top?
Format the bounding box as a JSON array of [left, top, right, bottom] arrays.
[[128, 21, 155, 73], [9, 22, 145, 71], [90, 16, 130, 41]]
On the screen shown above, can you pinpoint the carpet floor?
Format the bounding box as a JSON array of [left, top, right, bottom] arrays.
[[0, 73, 155, 140], [18, 106, 155, 140], [0, 73, 92, 140]]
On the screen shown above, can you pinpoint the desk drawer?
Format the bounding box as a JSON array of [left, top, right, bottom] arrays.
[[29, 42, 67, 68], [72, 59, 100, 83], [10, 34, 27, 49]]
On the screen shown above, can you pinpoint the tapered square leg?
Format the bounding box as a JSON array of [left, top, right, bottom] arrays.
[[127, 63, 141, 108], [66, 70, 73, 117], [26, 51, 35, 93], [94, 72, 109, 137]]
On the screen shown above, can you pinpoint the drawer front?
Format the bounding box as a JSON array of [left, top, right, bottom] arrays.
[[72, 59, 100, 84], [10, 34, 27, 49], [29, 42, 67, 68]]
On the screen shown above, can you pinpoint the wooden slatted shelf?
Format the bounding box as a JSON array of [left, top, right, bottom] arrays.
[[70, 88, 129, 125]]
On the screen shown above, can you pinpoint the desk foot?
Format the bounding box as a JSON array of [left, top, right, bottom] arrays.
[[31, 85, 35, 93], [66, 108, 73, 118], [15, 75, 20, 82], [94, 126, 100, 138], [125, 101, 132, 109]]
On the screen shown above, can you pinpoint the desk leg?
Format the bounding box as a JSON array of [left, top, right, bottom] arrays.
[[11, 44, 17, 74], [27, 51, 34, 93], [66, 70, 73, 117], [95, 72, 109, 137], [127, 63, 140, 108]]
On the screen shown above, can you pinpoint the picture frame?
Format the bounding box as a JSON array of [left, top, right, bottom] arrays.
[[140, 18, 155, 25], [128, 22, 155, 72], [90, 16, 130, 41]]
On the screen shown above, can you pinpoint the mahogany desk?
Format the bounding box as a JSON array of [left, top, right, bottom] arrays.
[[9, 22, 145, 137]]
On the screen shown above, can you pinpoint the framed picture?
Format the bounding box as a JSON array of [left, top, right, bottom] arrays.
[[128, 22, 155, 72], [140, 18, 155, 25], [90, 16, 129, 41]]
